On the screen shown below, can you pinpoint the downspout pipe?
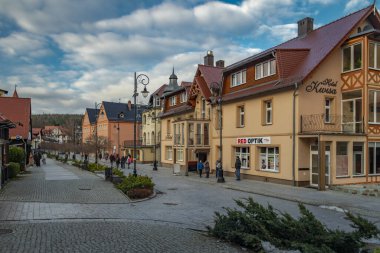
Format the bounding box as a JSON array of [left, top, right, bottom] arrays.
[[292, 82, 299, 187]]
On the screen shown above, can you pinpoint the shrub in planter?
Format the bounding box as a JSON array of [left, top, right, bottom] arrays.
[[8, 162, 20, 178], [86, 163, 106, 172], [9, 146, 25, 168], [207, 197, 380, 253], [117, 174, 154, 199], [112, 168, 125, 178]]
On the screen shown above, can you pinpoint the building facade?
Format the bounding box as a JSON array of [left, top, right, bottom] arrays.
[[220, 5, 380, 187]]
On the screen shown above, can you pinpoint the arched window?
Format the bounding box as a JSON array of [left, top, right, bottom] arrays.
[[143, 133, 146, 145], [152, 131, 155, 144]]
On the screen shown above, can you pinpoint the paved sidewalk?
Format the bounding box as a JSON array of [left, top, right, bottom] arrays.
[[93, 158, 380, 219]]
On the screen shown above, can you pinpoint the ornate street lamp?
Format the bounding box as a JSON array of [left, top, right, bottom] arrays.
[[133, 72, 150, 176], [94, 102, 101, 168], [152, 109, 158, 171], [210, 82, 225, 183]]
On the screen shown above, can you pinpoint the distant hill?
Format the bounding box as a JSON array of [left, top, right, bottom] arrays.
[[32, 114, 82, 129]]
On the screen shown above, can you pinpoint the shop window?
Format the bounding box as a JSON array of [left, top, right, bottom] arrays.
[[235, 147, 250, 169], [177, 149, 183, 161], [369, 142, 380, 174], [353, 142, 364, 175], [342, 43, 362, 72], [166, 146, 173, 160], [336, 142, 348, 177], [259, 147, 279, 172], [369, 90, 380, 123]]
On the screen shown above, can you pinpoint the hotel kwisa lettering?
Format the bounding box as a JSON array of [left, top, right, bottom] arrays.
[[305, 79, 337, 94]]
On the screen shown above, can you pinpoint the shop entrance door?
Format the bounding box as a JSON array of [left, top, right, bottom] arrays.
[[310, 146, 330, 187]]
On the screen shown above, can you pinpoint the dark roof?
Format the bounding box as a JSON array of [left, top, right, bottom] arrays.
[[224, 5, 374, 83], [148, 84, 168, 106], [86, 108, 99, 124], [159, 104, 194, 118], [102, 101, 148, 122]]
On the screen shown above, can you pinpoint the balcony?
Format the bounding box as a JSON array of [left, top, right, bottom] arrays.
[[301, 114, 364, 134]]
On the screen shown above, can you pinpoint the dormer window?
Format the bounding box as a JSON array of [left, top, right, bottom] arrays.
[[154, 97, 160, 106], [342, 43, 362, 72], [180, 92, 187, 103], [169, 96, 176, 106], [255, 59, 276, 80], [231, 69, 246, 87]]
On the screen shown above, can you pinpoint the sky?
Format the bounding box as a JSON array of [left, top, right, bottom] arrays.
[[0, 0, 375, 114]]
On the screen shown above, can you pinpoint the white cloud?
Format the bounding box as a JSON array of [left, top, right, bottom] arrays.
[[257, 24, 298, 42], [0, 32, 50, 59], [345, 0, 370, 13], [307, 0, 335, 4]]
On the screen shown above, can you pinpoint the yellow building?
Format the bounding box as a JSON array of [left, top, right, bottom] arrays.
[[160, 52, 225, 173], [220, 5, 380, 187]]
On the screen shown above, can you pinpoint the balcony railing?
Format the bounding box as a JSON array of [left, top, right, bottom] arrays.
[[188, 134, 209, 146], [301, 114, 364, 134]]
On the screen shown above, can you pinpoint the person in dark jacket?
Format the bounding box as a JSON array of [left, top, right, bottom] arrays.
[[235, 156, 241, 181], [204, 160, 210, 178], [110, 154, 115, 168], [115, 154, 120, 169], [197, 160, 204, 178], [121, 155, 126, 169]]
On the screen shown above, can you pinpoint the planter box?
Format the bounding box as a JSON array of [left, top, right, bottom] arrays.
[[111, 175, 123, 184]]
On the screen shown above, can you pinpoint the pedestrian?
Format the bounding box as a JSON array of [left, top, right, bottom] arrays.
[[121, 155, 126, 169], [42, 153, 46, 165], [110, 154, 115, 168], [204, 160, 210, 178], [33, 152, 40, 167], [215, 160, 221, 178], [116, 154, 120, 169], [84, 153, 88, 162], [197, 160, 204, 178], [127, 155, 131, 169], [99, 153, 102, 160], [235, 156, 241, 181]]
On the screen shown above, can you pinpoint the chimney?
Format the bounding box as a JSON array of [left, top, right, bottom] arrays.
[[128, 100, 132, 111], [297, 17, 314, 37], [204, 50, 214, 66], [216, 60, 224, 68]]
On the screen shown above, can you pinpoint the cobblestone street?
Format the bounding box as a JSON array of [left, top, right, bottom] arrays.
[[0, 158, 379, 252]]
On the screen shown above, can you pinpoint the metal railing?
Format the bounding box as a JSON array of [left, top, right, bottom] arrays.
[[301, 114, 364, 134]]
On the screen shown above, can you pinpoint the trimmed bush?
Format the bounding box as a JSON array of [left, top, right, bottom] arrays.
[[112, 168, 125, 178], [86, 163, 107, 172], [117, 174, 154, 199], [8, 162, 20, 178], [9, 146, 25, 165], [207, 197, 380, 253]]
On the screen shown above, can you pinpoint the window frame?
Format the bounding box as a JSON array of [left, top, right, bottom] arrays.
[[177, 148, 184, 161], [369, 41, 380, 70], [265, 100, 273, 125], [169, 96, 176, 106], [324, 97, 333, 123], [235, 147, 250, 169], [342, 42, 362, 73], [231, 69, 247, 87], [255, 59, 276, 80], [369, 142, 380, 175], [259, 146, 280, 172], [180, 92, 187, 103], [166, 146, 173, 160], [369, 89, 380, 124], [237, 105, 245, 127]]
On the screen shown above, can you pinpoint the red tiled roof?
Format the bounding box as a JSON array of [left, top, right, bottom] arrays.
[[160, 104, 193, 118], [198, 64, 223, 85], [225, 5, 374, 84], [0, 97, 31, 139], [153, 84, 168, 97], [32, 128, 42, 135], [0, 113, 16, 128]]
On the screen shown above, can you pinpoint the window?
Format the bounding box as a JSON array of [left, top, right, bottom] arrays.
[[203, 123, 209, 146], [369, 90, 380, 123], [324, 98, 333, 123], [177, 149, 184, 161], [166, 146, 173, 160], [369, 42, 380, 69], [353, 142, 364, 175], [342, 90, 362, 133], [235, 147, 250, 169], [169, 96, 176, 106], [336, 142, 348, 177], [264, 100, 272, 125], [180, 92, 187, 103], [196, 123, 202, 145], [154, 97, 160, 106], [167, 120, 171, 135], [231, 69, 246, 87], [259, 147, 279, 172], [342, 43, 362, 72], [256, 59, 276, 80], [201, 98, 206, 118], [237, 105, 245, 127], [369, 142, 380, 175], [188, 123, 194, 145]]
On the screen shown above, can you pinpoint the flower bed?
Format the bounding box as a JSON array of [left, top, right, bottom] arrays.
[[116, 174, 154, 199]]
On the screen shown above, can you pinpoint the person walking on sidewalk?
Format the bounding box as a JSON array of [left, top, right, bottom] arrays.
[[110, 154, 115, 168], [115, 154, 120, 169], [204, 160, 210, 178], [121, 155, 126, 169], [215, 159, 221, 178], [197, 160, 204, 178], [127, 155, 131, 169], [235, 156, 241, 181]]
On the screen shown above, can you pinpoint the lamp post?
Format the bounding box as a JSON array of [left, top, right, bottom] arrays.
[[210, 82, 225, 183], [133, 72, 150, 177], [117, 112, 124, 156]]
